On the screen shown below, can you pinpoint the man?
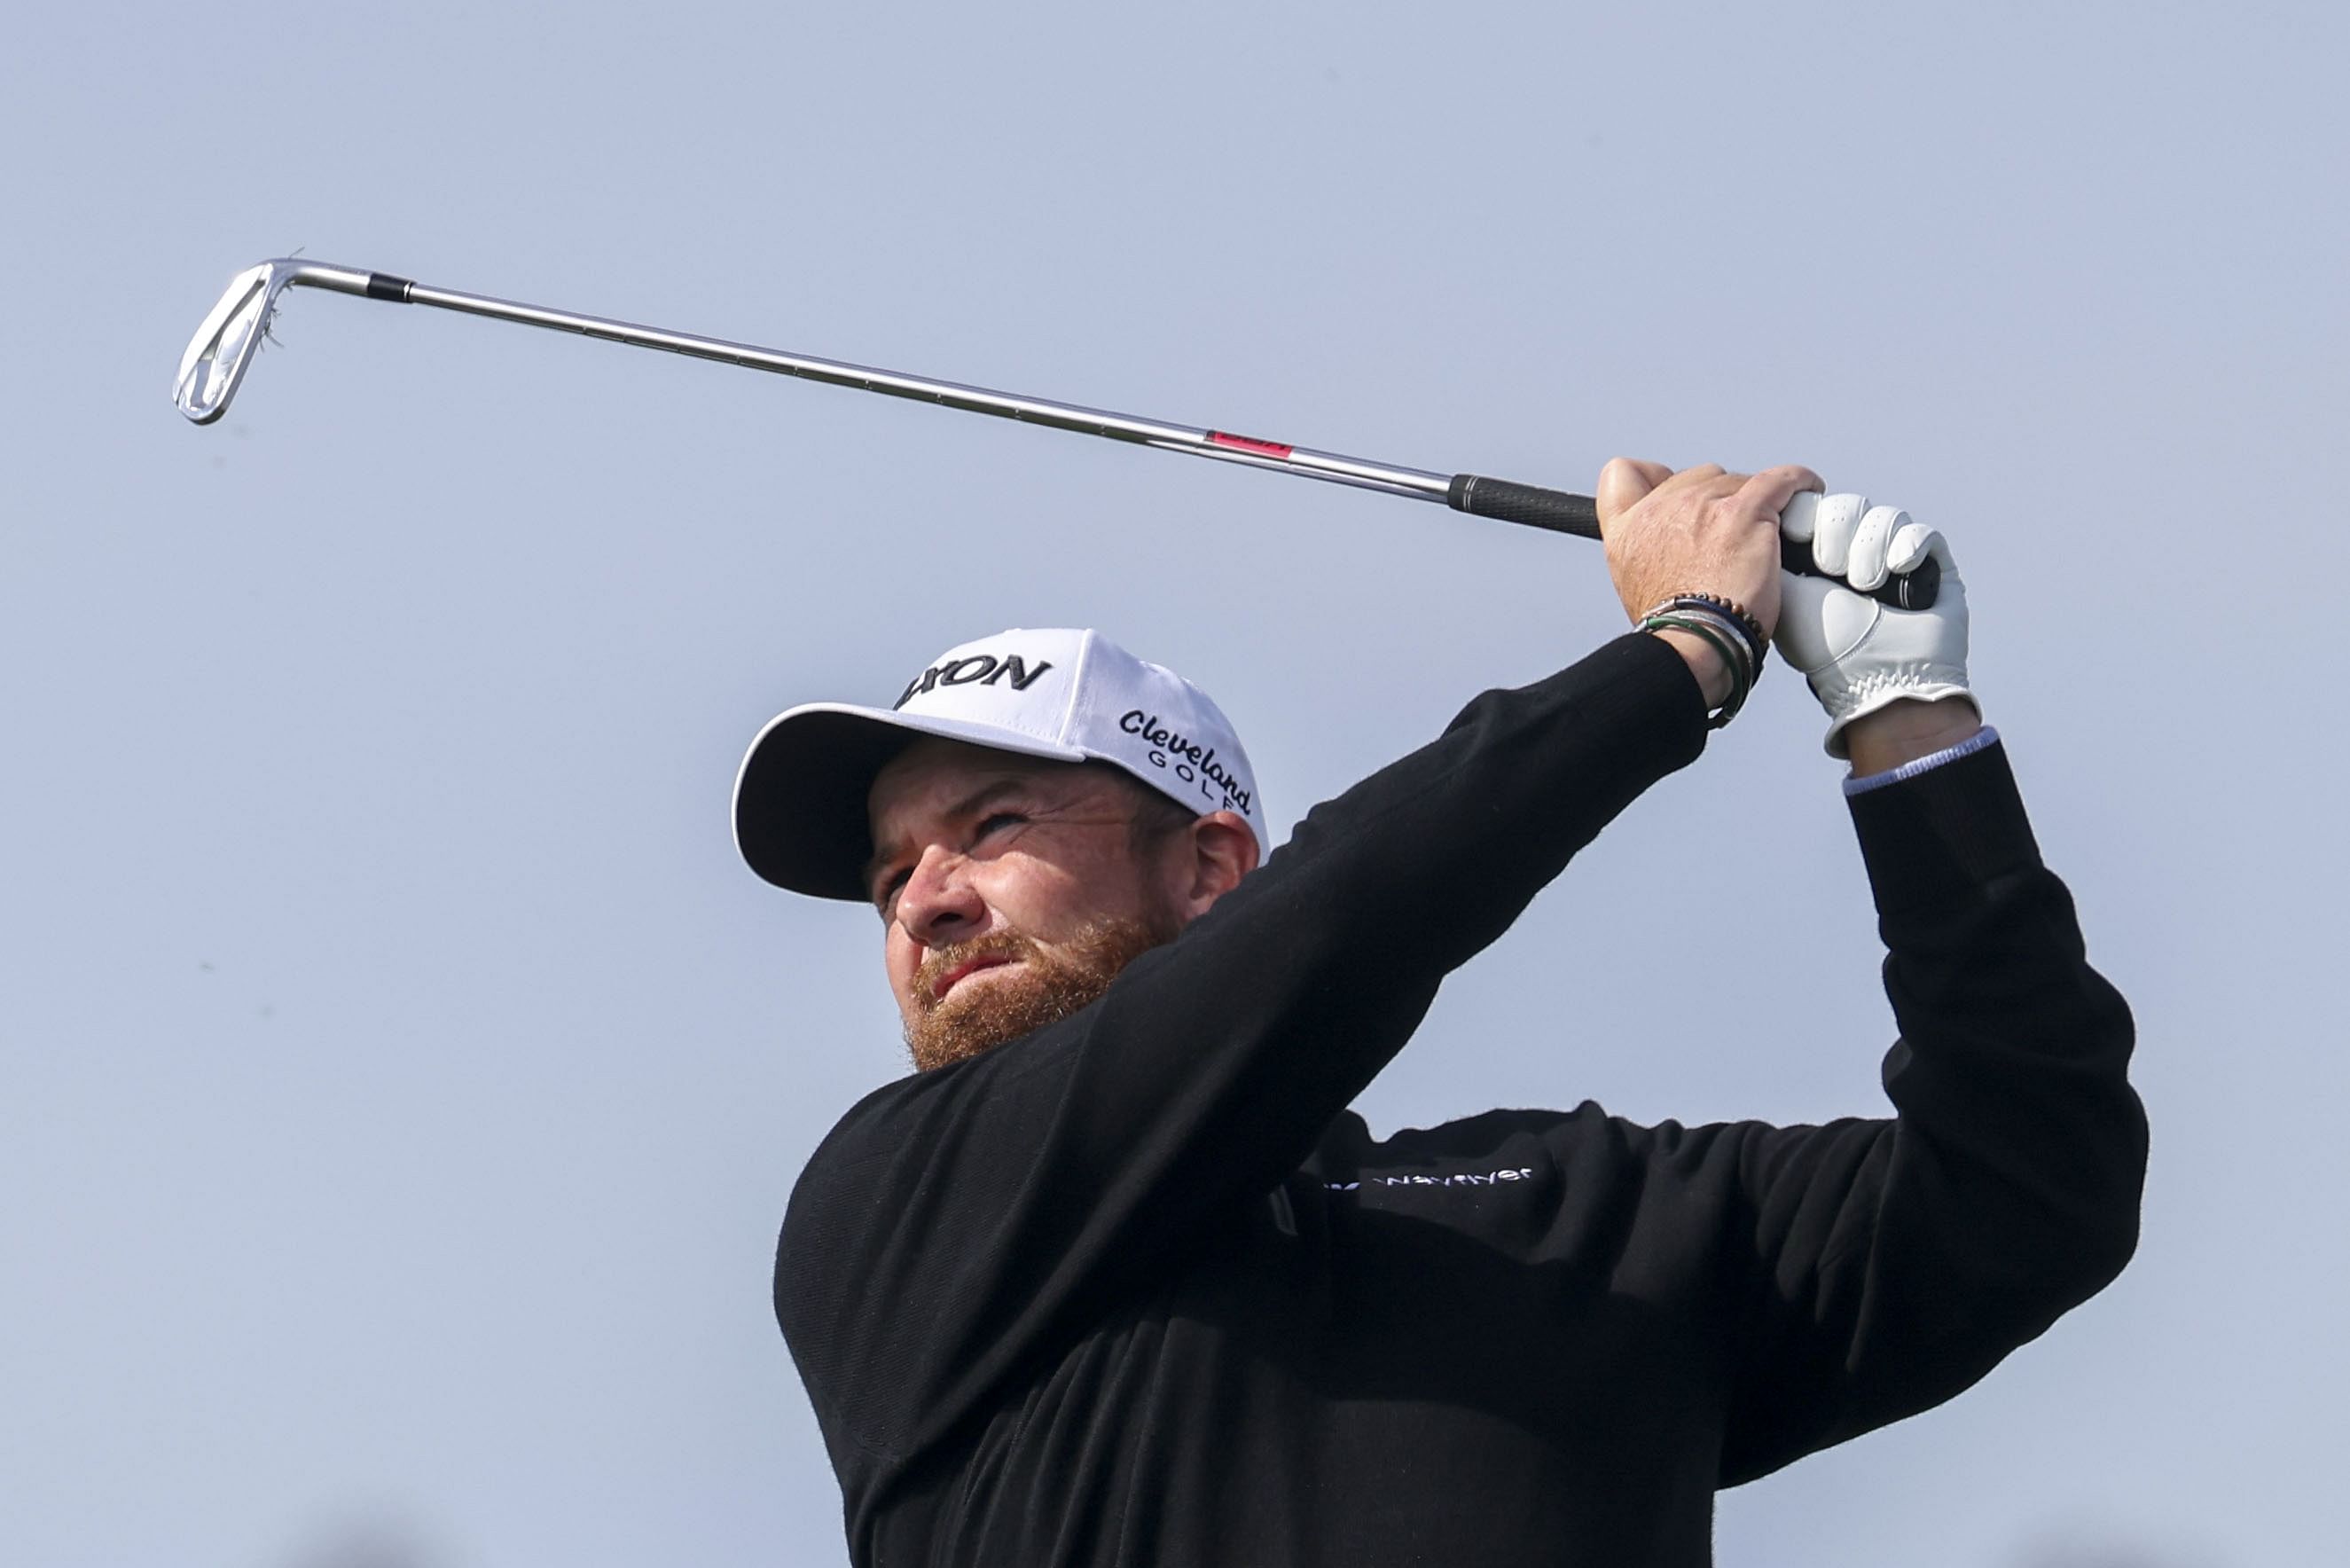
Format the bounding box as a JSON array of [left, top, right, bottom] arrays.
[[732, 459, 2147, 1567]]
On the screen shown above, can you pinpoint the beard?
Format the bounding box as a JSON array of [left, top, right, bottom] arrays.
[[905, 913, 1179, 1073]]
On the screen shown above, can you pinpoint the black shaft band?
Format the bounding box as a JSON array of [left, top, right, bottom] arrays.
[[364, 272, 415, 302]]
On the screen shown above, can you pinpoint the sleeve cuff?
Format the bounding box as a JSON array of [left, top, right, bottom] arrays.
[[1843, 725, 2001, 796], [1845, 737, 2041, 918]]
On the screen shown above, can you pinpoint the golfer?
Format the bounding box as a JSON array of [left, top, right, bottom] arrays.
[[733, 459, 2147, 1567]]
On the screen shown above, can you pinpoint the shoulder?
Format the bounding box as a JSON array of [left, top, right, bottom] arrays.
[[780, 1020, 1091, 1251]]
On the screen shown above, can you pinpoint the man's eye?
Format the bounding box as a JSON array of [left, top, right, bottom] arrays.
[[974, 812, 1026, 839], [873, 870, 909, 918]]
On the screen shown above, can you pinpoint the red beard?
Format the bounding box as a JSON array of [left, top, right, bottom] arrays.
[[905, 914, 1176, 1073]]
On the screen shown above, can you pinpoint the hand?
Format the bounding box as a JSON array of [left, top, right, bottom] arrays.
[[1775, 491, 1978, 760], [1596, 459, 1821, 707], [1596, 459, 1821, 637]]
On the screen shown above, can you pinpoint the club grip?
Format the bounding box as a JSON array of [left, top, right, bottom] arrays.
[[1445, 472, 1940, 610], [1445, 474, 1601, 538], [1778, 536, 1940, 611]]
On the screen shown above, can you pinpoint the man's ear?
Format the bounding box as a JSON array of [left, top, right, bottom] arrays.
[[1174, 810, 1259, 921]]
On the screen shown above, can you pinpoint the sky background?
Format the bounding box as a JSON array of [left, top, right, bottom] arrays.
[[4, 2, 2345, 1564]]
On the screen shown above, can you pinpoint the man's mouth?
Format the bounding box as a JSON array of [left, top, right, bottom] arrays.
[[933, 954, 1014, 1000]]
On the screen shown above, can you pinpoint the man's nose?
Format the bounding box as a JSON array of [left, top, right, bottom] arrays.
[[897, 844, 987, 945]]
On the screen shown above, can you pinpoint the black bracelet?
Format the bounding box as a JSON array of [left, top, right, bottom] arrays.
[[1657, 593, 1768, 676], [1642, 613, 1751, 728]]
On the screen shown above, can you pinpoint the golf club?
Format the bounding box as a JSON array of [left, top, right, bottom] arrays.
[[174, 258, 1939, 609]]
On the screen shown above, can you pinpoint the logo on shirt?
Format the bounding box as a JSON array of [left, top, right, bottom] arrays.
[[1324, 1166, 1537, 1192]]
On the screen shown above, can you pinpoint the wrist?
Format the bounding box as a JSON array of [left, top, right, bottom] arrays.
[[1844, 696, 1983, 775], [1651, 627, 1735, 710]]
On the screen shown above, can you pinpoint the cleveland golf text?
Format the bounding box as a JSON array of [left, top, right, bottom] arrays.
[[1121, 711, 1253, 815]]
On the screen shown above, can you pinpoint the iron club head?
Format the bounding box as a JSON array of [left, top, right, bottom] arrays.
[[174, 262, 290, 424], [174, 259, 389, 423]]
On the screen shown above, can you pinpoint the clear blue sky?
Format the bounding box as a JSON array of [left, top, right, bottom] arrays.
[[4, 3, 2343, 1564]]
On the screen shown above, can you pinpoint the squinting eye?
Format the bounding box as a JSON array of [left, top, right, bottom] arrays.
[[874, 870, 909, 919], [974, 812, 1025, 838]]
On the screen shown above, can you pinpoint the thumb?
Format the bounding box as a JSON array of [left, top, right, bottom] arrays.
[[1596, 457, 1673, 529], [1771, 569, 1845, 670]]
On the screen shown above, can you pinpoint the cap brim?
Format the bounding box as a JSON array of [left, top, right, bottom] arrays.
[[732, 702, 1087, 899]]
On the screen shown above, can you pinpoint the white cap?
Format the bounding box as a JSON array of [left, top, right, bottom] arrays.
[[733, 628, 1266, 899]]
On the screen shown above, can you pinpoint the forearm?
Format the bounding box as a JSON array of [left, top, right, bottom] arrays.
[[1041, 631, 1716, 1199], [1719, 741, 2143, 1478], [1854, 741, 2145, 1343]]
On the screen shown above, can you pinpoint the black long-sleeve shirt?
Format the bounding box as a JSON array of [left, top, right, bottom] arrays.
[[774, 633, 2148, 1567]]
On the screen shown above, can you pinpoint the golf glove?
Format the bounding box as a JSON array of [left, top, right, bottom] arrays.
[[1775, 491, 1974, 759]]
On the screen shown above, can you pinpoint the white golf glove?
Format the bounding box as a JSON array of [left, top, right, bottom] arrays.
[[1775, 491, 1976, 759]]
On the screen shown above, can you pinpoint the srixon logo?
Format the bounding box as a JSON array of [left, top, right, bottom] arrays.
[[894, 653, 1054, 710]]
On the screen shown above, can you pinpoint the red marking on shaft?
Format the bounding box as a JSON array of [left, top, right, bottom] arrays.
[[1207, 430, 1295, 459]]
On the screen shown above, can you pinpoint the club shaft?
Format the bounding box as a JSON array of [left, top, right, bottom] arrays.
[[364, 275, 1458, 505]]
